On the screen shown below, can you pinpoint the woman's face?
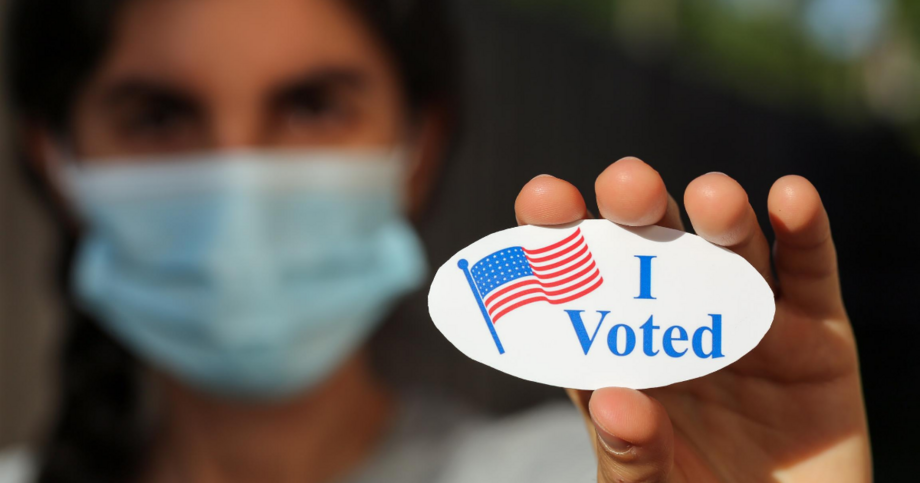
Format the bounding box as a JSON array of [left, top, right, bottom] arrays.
[[68, 0, 410, 160]]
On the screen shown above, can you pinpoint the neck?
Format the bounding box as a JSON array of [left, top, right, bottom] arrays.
[[145, 352, 393, 483]]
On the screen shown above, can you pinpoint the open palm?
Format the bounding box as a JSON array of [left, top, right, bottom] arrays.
[[514, 158, 870, 483]]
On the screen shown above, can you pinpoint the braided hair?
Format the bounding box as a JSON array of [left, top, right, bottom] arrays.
[[3, 1, 457, 481]]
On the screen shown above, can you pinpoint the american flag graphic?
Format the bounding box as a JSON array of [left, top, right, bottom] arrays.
[[468, 228, 604, 323]]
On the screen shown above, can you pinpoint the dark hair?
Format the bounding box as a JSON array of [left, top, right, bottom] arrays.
[[3, 1, 457, 482]]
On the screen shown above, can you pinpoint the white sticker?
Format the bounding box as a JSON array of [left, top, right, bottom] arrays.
[[427, 219, 775, 390]]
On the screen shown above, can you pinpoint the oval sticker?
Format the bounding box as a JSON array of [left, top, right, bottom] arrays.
[[428, 219, 775, 390]]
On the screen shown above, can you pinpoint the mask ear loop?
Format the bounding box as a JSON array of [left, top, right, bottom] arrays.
[[389, 145, 416, 214], [40, 135, 84, 226]]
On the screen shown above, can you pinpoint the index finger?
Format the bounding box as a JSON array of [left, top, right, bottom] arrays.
[[515, 174, 589, 226], [515, 157, 684, 230], [513, 159, 683, 448], [595, 157, 683, 231]]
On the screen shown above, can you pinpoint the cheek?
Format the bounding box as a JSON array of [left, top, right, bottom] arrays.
[[69, 101, 119, 158], [338, 80, 407, 147], [368, 80, 407, 143]]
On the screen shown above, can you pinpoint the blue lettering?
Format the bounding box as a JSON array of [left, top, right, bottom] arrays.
[[563, 311, 725, 359], [635, 255, 657, 299], [639, 316, 659, 356], [607, 324, 636, 356], [564, 310, 609, 355], [663, 326, 688, 357], [692, 314, 724, 359]]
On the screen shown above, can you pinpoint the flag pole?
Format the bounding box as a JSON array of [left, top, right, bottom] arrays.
[[458, 259, 505, 354]]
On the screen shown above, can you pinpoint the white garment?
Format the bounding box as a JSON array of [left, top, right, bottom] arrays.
[[0, 400, 596, 483], [344, 398, 597, 483], [436, 403, 597, 483], [0, 447, 34, 483]]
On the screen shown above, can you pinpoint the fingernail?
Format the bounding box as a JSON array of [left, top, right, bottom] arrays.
[[707, 171, 728, 177], [594, 423, 633, 454], [530, 174, 555, 181]]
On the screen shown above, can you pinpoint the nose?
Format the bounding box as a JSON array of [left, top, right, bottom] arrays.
[[206, 102, 265, 150]]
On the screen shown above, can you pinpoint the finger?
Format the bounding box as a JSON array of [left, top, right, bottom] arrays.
[[515, 177, 597, 423], [768, 175, 844, 316], [684, 172, 775, 290], [590, 388, 674, 483], [595, 157, 684, 231], [515, 174, 588, 226]]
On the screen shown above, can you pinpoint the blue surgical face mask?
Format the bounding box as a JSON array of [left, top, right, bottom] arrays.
[[60, 149, 427, 399]]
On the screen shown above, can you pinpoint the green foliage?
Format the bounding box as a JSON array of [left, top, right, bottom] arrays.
[[502, 0, 920, 145]]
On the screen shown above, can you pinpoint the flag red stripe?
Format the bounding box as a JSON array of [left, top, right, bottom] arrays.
[[491, 297, 542, 323], [483, 279, 537, 307], [538, 259, 597, 287], [525, 236, 583, 264], [527, 243, 588, 271], [522, 228, 582, 256], [482, 259, 599, 306], [487, 269, 601, 315], [491, 276, 604, 323], [531, 251, 591, 279]]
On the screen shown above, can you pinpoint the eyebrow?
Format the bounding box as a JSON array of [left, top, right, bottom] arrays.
[[99, 78, 201, 114], [95, 67, 367, 114], [268, 67, 367, 105]]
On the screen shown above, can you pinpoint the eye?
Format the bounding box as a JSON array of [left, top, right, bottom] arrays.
[[276, 84, 356, 135], [287, 87, 336, 118], [97, 79, 204, 152], [120, 101, 196, 140]]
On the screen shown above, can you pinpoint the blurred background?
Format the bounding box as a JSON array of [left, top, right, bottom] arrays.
[[1, 0, 917, 480]]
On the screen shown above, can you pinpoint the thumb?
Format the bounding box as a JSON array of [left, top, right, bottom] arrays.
[[589, 388, 675, 483]]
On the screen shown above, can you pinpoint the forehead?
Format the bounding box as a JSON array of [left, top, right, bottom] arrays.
[[96, 0, 393, 89]]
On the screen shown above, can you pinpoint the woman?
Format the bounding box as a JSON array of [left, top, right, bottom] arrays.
[[2, 0, 871, 482]]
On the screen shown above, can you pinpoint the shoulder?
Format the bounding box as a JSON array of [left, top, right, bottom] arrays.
[[0, 446, 36, 483], [439, 402, 596, 483]]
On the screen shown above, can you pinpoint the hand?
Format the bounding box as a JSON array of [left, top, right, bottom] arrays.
[[514, 158, 871, 483]]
